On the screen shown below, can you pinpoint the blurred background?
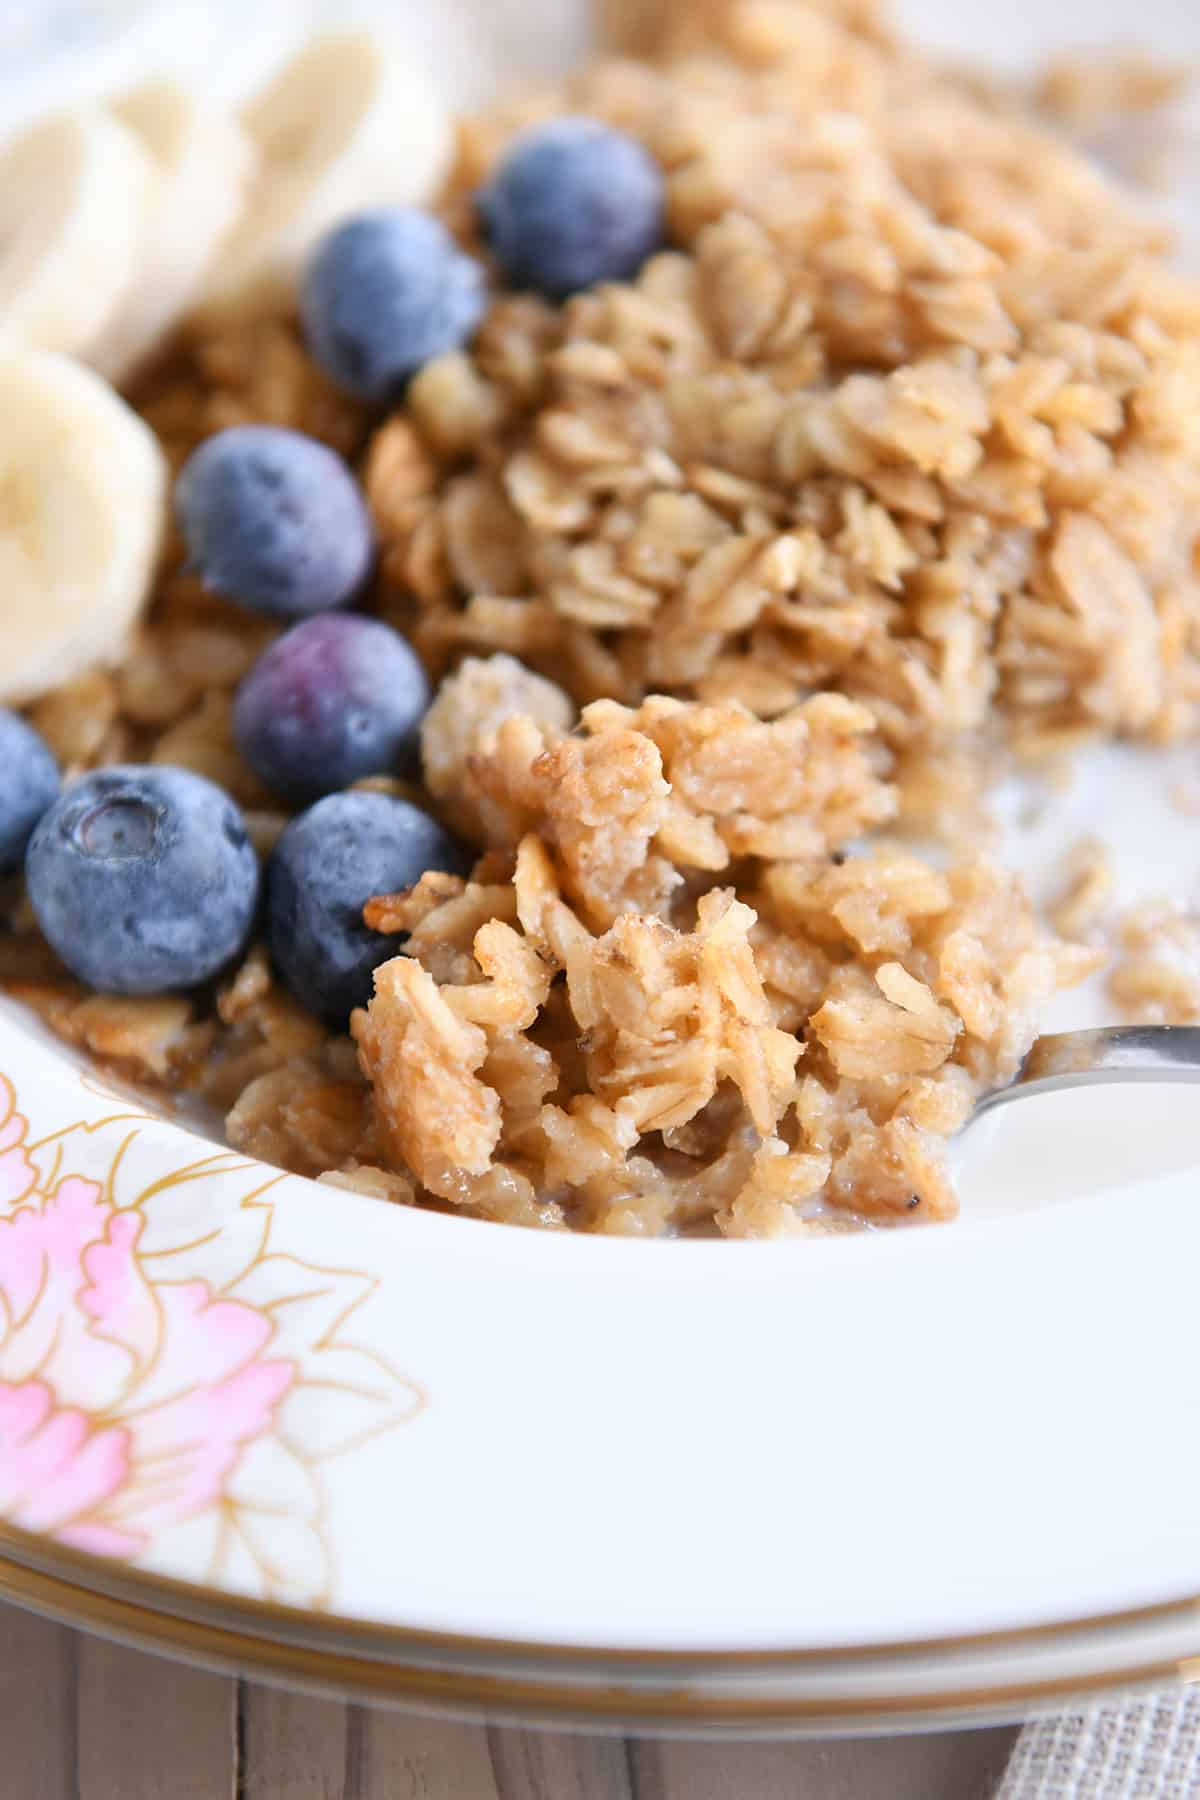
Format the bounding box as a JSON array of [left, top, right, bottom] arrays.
[[5, 0, 1197, 259], [0, 0, 590, 131]]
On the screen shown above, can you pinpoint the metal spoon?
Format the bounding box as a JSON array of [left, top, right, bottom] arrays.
[[973, 1025, 1200, 1122]]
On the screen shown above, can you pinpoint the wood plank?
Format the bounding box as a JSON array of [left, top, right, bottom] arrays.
[[240, 1683, 349, 1799], [0, 1600, 1027, 1800], [486, 1727, 634, 1800], [0, 1603, 77, 1800], [345, 1708, 501, 1800], [630, 1727, 1021, 1800], [77, 1633, 236, 1800]]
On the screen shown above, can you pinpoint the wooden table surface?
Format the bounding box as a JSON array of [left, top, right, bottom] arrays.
[[0, 1600, 1022, 1799]]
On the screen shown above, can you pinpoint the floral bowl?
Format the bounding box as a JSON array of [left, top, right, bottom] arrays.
[[6, 947, 1200, 1734]]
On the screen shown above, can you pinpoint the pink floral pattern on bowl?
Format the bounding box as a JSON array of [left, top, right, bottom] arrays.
[[0, 1072, 422, 1606]]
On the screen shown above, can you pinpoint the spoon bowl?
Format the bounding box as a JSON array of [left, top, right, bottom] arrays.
[[973, 1026, 1200, 1122]]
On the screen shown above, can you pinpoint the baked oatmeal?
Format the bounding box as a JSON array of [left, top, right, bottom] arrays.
[[3, 0, 1198, 1235]]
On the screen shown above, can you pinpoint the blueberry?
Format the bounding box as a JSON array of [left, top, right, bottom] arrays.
[[175, 425, 373, 619], [477, 117, 664, 300], [267, 791, 467, 1028], [301, 210, 488, 405], [233, 614, 431, 806], [0, 710, 58, 874], [26, 765, 259, 994]]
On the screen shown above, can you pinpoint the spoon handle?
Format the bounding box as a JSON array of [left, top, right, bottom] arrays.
[[974, 1025, 1200, 1120]]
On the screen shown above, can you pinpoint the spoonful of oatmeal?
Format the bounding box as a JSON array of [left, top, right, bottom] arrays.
[[951, 1025, 1200, 1220], [972, 1025, 1200, 1121]]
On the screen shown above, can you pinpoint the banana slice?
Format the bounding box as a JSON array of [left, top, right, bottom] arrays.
[[197, 30, 453, 321], [0, 347, 168, 706], [89, 80, 257, 384], [0, 110, 155, 358]]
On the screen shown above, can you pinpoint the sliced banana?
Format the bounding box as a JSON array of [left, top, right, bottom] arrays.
[[0, 109, 155, 358], [88, 80, 257, 384], [0, 347, 168, 706], [196, 30, 453, 321]]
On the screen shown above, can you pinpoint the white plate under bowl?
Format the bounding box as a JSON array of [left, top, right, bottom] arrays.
[[4, 0, 1200, 1735]]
